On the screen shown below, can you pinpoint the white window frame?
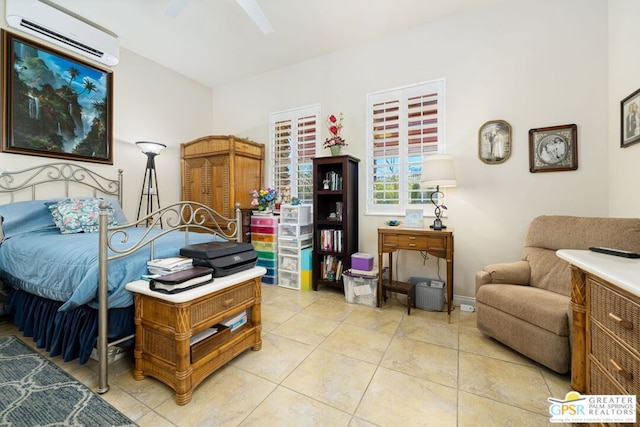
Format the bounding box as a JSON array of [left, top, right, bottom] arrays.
[[269, 104, 320, 205], [365, 79, 446, 216]]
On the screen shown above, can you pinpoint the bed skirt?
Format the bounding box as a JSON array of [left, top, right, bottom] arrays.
[[6, 287, 134, 364]]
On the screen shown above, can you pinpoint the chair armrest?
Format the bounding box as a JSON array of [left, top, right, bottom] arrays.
[[475, 260, 531, 293]]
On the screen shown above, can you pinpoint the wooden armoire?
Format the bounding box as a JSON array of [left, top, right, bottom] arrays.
[[181, 135, 264, 233]]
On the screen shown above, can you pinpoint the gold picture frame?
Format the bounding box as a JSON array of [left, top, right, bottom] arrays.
[[478, 120, 512, 164]]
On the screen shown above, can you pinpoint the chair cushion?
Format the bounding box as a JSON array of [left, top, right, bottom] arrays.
[[476, 284, 570, 336]]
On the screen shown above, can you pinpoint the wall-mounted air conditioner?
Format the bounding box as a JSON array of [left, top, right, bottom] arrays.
[[6, 0, 119, 67]]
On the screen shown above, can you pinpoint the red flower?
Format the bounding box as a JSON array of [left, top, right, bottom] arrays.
[[330, 125, 339, 135], [329, 114, 337, 123]]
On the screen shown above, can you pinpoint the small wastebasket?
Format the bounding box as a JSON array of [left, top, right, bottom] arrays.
[[409, 277, 445, 312]]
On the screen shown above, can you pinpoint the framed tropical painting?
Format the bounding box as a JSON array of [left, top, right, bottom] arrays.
[[1, 30, 113, 164]]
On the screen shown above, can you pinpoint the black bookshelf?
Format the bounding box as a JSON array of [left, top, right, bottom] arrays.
[[312, 155, 359, 291]]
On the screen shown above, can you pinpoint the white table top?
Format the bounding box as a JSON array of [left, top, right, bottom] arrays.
[[125, 266, 267, 303], [556, 249, 640, 297]]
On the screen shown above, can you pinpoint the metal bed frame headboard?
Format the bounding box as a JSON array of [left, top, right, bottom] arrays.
[[0, 162, 122, 204]]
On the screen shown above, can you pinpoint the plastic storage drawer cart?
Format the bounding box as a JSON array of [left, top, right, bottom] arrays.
[[277, 204, 312, 290], [251, 215, 279, 284]]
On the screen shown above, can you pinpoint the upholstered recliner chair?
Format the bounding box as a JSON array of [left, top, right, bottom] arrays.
[[476, 215, 640, 374]]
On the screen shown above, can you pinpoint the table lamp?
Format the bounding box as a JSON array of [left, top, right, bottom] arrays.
[[420, 154, 457, 230]]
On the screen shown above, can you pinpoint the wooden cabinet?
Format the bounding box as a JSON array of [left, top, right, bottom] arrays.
[[312, 155, 359, 291], [125, 267, 264, 405], [558, 249, 640, 425], [181, 135, 264, 229]]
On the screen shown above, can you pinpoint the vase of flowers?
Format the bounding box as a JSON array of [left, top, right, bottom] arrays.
[[324, 112, 346, 155], [250, 187, 278, 213]]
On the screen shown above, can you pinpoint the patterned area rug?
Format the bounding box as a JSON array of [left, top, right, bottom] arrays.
[[0, 335, 136, 426]]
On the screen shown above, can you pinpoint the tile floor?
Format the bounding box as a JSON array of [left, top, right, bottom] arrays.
[[0, 285, 572, 426]]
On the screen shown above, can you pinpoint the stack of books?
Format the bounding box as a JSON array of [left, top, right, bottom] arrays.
[[146, 256, 194, 276], [149, 266, 214, 294]]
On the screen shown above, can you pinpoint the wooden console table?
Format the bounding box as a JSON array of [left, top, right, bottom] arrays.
[[125, 266, 266, 405], [557, 250, 640, 399], [378, 226, 454, 320]]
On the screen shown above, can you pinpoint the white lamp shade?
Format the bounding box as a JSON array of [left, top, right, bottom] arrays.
[[136, 141, 166, 155], [421, 154, 457, 188]]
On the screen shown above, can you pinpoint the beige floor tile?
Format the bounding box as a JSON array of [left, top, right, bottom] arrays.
[[343, 304, 404, 334], [458, 326, 538, 367], [154, 365, 276, 427], [381, 335, 458, 388], [541, 369, 573, 401], [98, 382, 153, 423], [282, 348, 377, 413], [231, 332, 315, 383], [111, 366, 175, 409], [135, 411, 178, 427], [260, 303, 298, 332], [457, 390, 553, 427], [320, 322, 393, 364], [356, 366, 457, 427], [270, 312, 340, 346], [240, 386, 352, 426], [0, 284, 572, 426], [300, 295, 356, 322], [396, 309, 459, 349], [459, 351, 552, 415]]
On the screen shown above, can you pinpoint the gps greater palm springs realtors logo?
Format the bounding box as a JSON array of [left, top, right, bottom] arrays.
[[548, 391, 636, 423]]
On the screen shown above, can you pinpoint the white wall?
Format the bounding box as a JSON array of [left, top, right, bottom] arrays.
[[212, 0, 610, 303], [608, 0, 640, 217], [0, 0, 213, 221]]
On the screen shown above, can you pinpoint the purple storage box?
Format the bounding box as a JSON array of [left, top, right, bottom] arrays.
[[351, 252, 374, 271]]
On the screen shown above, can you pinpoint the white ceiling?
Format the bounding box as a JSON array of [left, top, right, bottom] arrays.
[[50, 0, 503, 88]]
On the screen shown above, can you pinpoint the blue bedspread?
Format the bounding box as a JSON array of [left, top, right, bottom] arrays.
[[0, 227, 216, 310]]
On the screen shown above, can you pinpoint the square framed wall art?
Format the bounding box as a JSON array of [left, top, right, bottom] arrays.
[[528, 124, 578, 173]]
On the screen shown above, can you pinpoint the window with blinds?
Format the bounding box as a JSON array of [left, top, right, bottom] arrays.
[[270, 104, 320, 205], [366, 79, 445, 214]]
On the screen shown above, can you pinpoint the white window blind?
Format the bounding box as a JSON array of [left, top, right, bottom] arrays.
[[270, 104, 319, 205], [366, 79, 445, 215]]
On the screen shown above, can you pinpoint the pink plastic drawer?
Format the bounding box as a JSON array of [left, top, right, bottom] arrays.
[[251, 216, 279, 226]]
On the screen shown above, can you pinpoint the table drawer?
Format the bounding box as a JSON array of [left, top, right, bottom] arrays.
[[589, 278, 640, 350], [590, 321, 639, 396], [381, 234, 444, 251], [190, 280, 255, 325]]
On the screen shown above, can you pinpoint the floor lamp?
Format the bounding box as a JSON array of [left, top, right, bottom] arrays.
[[136, 141, 166, 226], [420, 154, 457, 230]]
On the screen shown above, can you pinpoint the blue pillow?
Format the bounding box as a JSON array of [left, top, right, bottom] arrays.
[[0, 200, 58, 239]]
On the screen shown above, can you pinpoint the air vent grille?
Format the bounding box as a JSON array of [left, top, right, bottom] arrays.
[[20, 18, 103, 58]]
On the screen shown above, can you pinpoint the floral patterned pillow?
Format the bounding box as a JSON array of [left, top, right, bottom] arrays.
[[48, 198, 116, 234]]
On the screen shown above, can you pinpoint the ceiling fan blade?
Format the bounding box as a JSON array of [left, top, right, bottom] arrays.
[[236, 0, 274, 34], [164, 0, 190, 18]]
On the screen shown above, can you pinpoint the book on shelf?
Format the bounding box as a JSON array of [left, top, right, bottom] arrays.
[[221, 310, 247, 331], [190, 326, 219, 345], [321, 255, 343, 281], [149, 266, 214, 294]]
